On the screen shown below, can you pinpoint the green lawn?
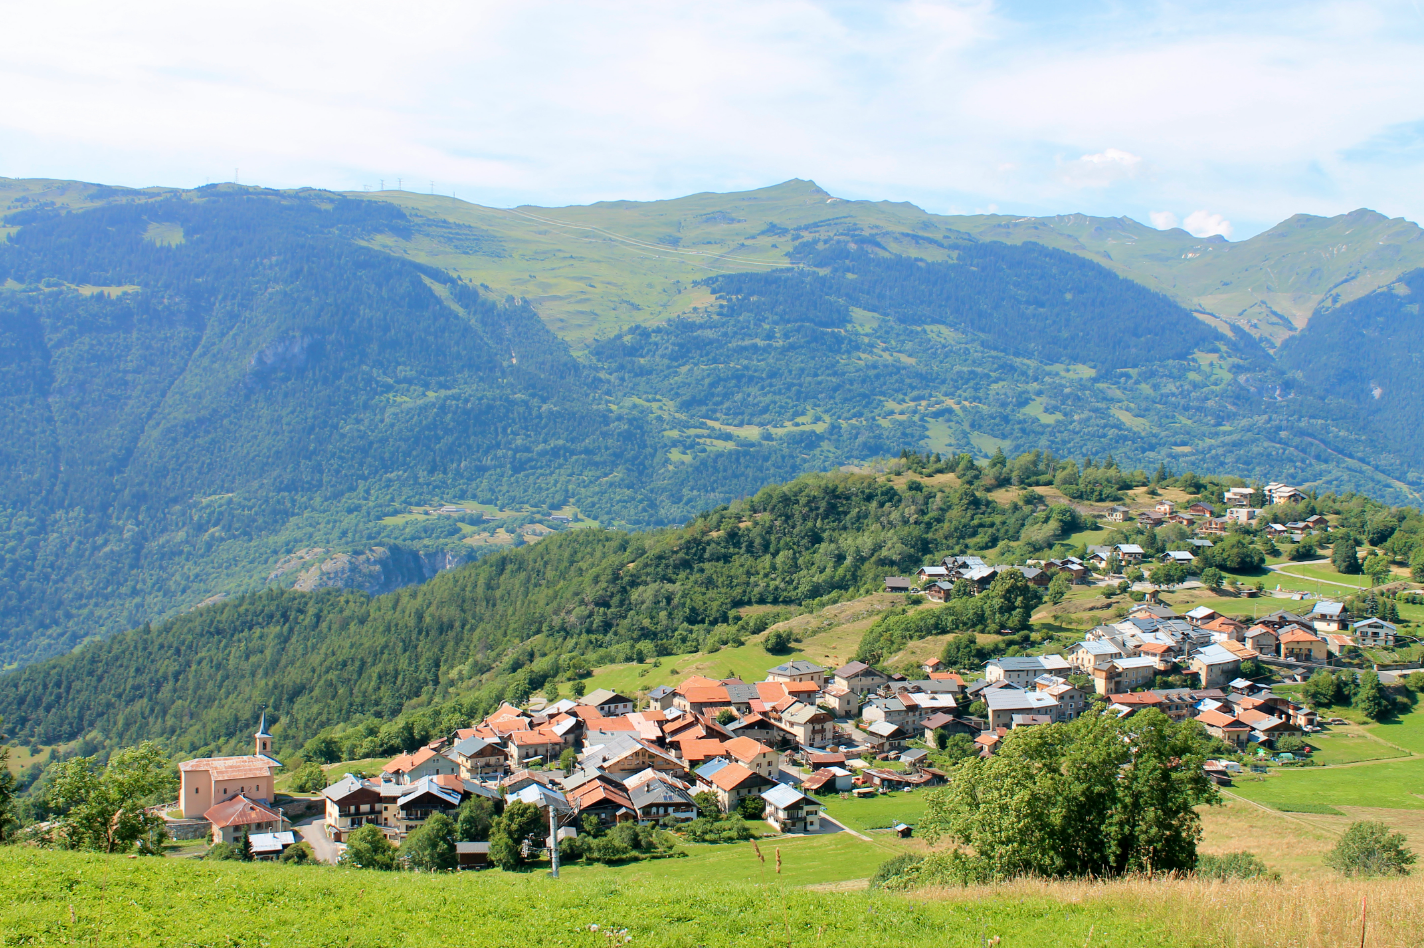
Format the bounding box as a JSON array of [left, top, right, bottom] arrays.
[[559, 831, 903, 887], [1273, 563, 1372, 590], [819, 791, 929, 833], [578, 637, 807, 696], [1228, 756, 1424, 811], [0, 847, 1198, 948], [1305, 731, 1409, 765]]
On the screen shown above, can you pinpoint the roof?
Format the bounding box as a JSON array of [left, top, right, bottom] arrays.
[[254, 711, 272, 739], [248, 831, 294, 853], [866, 721, 904, 737], [452, 736, 497, 757], [682, 686, 730, 704], [1279, 628, 1324, 644], [178, 756, 276, 781], [1192, 644, 1243, 666], [397, 776, 463, 809], [707, 762, 762, 792], [630, 780, 696, 810], [677, 738, 729, 761], [509, 782, 573, 813], [723, 736, 775, 762], [581, 688, 631, 707], [204, 794, 281, 829], [509, 729, 563, 746], [648, 686, 676, 699], [1116, 544, 1145, 555], [1195, 709, 1246, 728], [921, 712, 957, 729], [1310, 601, 1346, 617], [761, 783, 812, 809], [833, 661, 878, 678], [322, 774, 373, 801], [767, 660, 826, 677], [984, 690, 1058, 712], [383, 747, 442, 775], [1353, 617, 1398, 631]]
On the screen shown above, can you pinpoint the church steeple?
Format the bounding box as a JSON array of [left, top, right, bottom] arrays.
[[255, 710, 272, 757]]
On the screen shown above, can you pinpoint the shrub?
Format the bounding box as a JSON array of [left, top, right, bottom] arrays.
[[736, 796, 766, 820], [205, 841, 242, 861], [1326, 821, 1416, 877], [681, 815, 754, 843], [1274, 734, 1306, 754], [870, 853, 924, 889], [341, 824, 398, 870], [1195, 852, 1276, 880], [279, 841, 316, 864], [764, 628, 793, 654], [287, 761, 327, 794]]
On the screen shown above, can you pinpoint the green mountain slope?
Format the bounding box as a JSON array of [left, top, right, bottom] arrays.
[[2, 175, 1423, 668]]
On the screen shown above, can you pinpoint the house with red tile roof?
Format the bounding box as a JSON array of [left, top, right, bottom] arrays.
[[723, 736, 779, 778], [204, 794, 284, 844], [698, 761, 774, 812], [382, 746, 460, 785]]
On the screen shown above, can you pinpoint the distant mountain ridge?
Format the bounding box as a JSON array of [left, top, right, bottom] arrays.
[[0, 175, 1422, 666]]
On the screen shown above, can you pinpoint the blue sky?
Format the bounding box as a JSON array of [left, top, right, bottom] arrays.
[[3, 0, 1422, 238]]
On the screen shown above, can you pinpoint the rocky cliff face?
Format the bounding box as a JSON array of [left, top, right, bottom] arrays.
[[284, 545, 470, 596]]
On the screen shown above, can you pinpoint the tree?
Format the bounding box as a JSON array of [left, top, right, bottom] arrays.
[[737, 795, 766, 820], [1200, 567, 1224, 590], [1363, 555, 1391, 587], [558, 747, 578, 774], [1047, 573, 1070, 605], [300, 733, 342, 765], [487, 827, 521, 870], [402, 812, 458, 871], [967, 700, 988, 718], [341, 824, 397, 870], [287, 761, 327, 793], [237, 829, 253, 861], [543, 680, 561, 702], [454, 795, 499, 842], [918, 709, 1218, 880], [0, 717, 14, 841], [1325, 821, 1416, 877], [1303, 669, 1339, 707], [763, 628, 792, 654], [570, 680, 586, 699], [1355, 671, 1389, 721], [1333, 536, 1362, 575], [715, 708, 738, 726], [486, 799, 542, 867], [43, 742, 176, 853], [279, 841, 316, 864], [934, 732, 976, 763], [693, 791, 722, 819]]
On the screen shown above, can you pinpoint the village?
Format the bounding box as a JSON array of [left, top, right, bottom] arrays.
[[155, 483, 1417, 869]]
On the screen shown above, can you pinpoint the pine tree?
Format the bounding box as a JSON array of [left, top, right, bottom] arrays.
[[239, 830, 253, 861], [1355, 671, 1389, 721], [1333, 536, 1362, 575]]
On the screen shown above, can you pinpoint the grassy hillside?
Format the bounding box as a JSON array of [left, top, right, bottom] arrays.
[[5, 847, 1422, 948]]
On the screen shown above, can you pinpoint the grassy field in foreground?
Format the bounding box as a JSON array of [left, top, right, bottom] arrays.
[[560, 832, 904, 886], [5, 847, 1423, 948]]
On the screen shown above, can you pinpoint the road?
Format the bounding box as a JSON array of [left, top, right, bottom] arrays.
[[296, 815, 342, 865]]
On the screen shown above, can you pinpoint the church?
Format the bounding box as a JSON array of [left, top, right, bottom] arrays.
[[177, 713, 284, 820]]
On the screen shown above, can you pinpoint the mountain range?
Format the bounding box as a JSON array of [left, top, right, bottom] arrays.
[[1, 175, 1422, 666]]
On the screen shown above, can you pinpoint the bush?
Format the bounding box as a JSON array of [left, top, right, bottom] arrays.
[[205, 842, 242, 861], [279, 841, 316, 864], [1326, 821, 1416, 877], [1274, 734, 1306, 754], [341, 824, 398, 870], [287, 761, 328, 794], [736, 795, 766, 820], [1195, 851, 1276, 880], [870, 853, 924, 889], [764, 628, 793, 654], [681, 815, 754, 843]]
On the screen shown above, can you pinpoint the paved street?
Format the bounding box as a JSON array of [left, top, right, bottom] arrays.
[[296, 816, 342, 865]]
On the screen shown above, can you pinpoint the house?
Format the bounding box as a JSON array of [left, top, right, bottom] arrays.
[[698, 761, 774, 812], [1085, 546, 1114, 570], [452, 736, 507, 779], [383, 746, 460, 785], [1278, 627, 1327, 662], [1067, 639, 1126, 673], [1323, 633, 1355, 657], [568, 777, 637, 826], [1106, 505, 1131, 523], [1162, 551, 1196, 566], [1190, 644, 1243, 689], [818, 684, 858, 717], [1244, 625, 1279, 655], [630, 780, 698, 824], [1195, 709, 1251, 749], [862, 696, 912, 729], [1226, 507, 1261, 524], [916, 565, 951, 586], [455, 841, 491, 869], [204, 794, 284, 845], [1040, 680, 1087, 719], [508, 729, 567, 767], [1115, 544, 1145, 564], [1202, 616, 1248, 642], [582, 734, 688, 779], [761, 784, 822, 833], [1188, 503, 1215, 517], [1219, 640, 1260, 662], [884, 576, 913, 593], [802, 766, 855, 794], [983, 655, 1072, 686], [248, 831, 296, 861], [391, 776, 466, 838], [834, 661, 889, 694], [322, 774, 383, 842], [1042, 558, 1089, 583], [766, 661, 827, 688], [724, 737, 779, 779], [1091, 656, 1158, 695], [1138, 511, 1166, 529], [1303, 515, 1328, 529], [1198, 518, 1230, 536], [925, 581, 955, 603], [1156, 500, 1176, 514], [1236, 708, 1302, 742], [1185, 606, 1221, 627], [177, 716, 281, 819], [1224, 486, 1255, 506], [1310, 601, 1349, 633], [580, 689, 635, 717], [1264, 483, 1307, 506], [862, 720, 907, 752], [648, 685, 678, 711], [921, 657, 942, 675], [1352, 617, 1398, 649], [983, 689, 1059, 730], [772, 702, 834, 748]]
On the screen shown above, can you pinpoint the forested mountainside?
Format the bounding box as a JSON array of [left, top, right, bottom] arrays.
[[1, 176, 1423, 666], [0, 459, 1414, 764]]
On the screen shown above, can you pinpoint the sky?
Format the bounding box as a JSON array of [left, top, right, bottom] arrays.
[[2, 1, 1423, 239]]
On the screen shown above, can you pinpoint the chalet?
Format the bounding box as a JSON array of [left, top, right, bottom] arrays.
[[582, 734, 687, 778], [1162, 551, 1196, 566], [393, 775, 465, 838], [1115, 544, 1145, 564], [1303, 515, 1328, 529], [1352, 617, 1397, 649], [884, 576, 913, 593], [1042, 558, 1089, 583], [983, 689, 1059, 729], [861, 720, 907, 752], [1236, 707, 1302, 742], [451, 736, 506, 779], [629, 779, 698, 824], [1264, 483, 1307, 506], [383, 746, 459, 785], [1188, 503, 1215, 517], [761, 784, 822, 833], [1091, 656, 1157, 695], [1156, 500, 1176, 514], [322, 774, 382, 842], [1310, 601, 1349, 633], [925, 580, 954, 602], [723, 736, 779, 779], [1185, 606, 1221, 626], [568, 777, 636, 826], [916, 565, 951, 586], [1195, 709, 1250, 749], [833, 661, 888, 694], [580, 689, 635, 717], [984, 655, 1071, 686], [766, 660, 827, 688], [1106, 506, 1131, 523]]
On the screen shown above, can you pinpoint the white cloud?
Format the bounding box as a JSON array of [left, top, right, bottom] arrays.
[[1150, 211, 1180, 230], [0, 2, 1419, 235], [1183, 210, 1235, 239]]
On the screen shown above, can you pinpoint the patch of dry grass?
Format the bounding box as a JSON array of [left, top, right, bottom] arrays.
[[913, 874, 1424, 948]]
